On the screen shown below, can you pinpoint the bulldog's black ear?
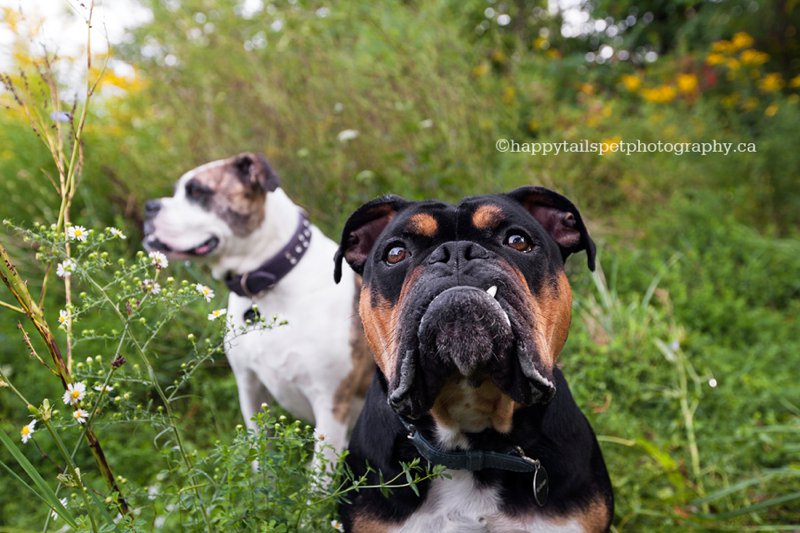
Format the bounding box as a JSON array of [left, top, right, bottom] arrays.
[[334, 195, 410, 283], [232, 152, 280, 192], [507, 186, 596, 271]]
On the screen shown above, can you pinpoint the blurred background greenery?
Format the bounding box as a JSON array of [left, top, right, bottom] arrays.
[[1, 0, 799, 530]]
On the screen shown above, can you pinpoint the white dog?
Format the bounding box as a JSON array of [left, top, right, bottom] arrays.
[[143, 152, 373, 463]]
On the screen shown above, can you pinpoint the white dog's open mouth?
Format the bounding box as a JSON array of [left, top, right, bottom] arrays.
[[143, 235, 220, 257]]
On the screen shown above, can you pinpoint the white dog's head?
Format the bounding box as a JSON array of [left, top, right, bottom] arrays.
[[143, 152, 280, 263]]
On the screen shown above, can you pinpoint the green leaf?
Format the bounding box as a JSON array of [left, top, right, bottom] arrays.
[[88, 489, 119, 531], [0, 428, 78, 527], [693, 491, 800, 521]]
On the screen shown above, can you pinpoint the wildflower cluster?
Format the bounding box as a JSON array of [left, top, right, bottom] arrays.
[[3, 219, 274, 529], [618, 32, 799, 116]]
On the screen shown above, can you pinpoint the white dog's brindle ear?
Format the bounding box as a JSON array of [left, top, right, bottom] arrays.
[[334, 195, 410, 283], [506, 186, 596, 271], [232, 152, 280, 192]]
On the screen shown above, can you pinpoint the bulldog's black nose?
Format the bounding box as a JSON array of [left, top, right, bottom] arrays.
[[427, 241, 491, 266], [144, 199, 162, 218]]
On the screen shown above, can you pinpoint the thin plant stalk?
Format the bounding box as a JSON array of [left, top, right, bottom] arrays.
[[0, 243, 130, 515], [0, 368, 99, 532]]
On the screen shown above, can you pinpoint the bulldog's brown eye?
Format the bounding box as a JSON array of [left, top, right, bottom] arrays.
[[386, 245, 409, 265], [185, 181, 209, 200], [505, 232, 532, 252]]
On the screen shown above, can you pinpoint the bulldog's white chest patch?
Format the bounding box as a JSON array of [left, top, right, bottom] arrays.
[[392, 471, 584, 533]]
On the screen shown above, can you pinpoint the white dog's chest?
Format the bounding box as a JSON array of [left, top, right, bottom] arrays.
[[225, 323, 313, 419], [224, 279, 356, 423], [393, 472, 584, 533]]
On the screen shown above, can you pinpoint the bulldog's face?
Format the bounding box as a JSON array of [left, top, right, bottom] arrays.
[[334, 187, 595, 435], [142, 152, 280, 260]]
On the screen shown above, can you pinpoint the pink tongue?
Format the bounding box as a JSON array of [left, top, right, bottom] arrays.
[[194, 244, 210, 255]]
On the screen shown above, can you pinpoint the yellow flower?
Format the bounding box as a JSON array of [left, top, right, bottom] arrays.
[[676, 73, 698, 94], [490, 50, 507, 64], [725, 58, 741, 71], [731, 32, 754, 50], [621, 74, 641, 92], [641, 85, 677, 104], [758, 73, 784, 93], [789, 75, 800, 89], [711, 40, 733, 54], [742, 97, 758, 111], [546, 49, 561, 59], [579, 83, 595, 96], [533, 37, 548, 50], [601, 136, 622, 153], [501, 86, 516, 104], [721, 94, 740, 108], [764, 104, 778, 117], [706, 53, 726, 66], [472, 62, 490, 78], [740, 49, 769, 66]]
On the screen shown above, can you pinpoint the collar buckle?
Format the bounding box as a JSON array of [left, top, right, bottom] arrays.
[[514, 446, 540, 468]]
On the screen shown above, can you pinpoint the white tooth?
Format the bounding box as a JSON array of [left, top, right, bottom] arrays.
[[486, 285, 498, 298], [502, 310, 511, 327]]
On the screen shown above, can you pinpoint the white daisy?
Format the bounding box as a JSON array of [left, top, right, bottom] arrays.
[[149, 251, 169, 270], [331, 519, 344, 532], [20, 419, 36, 443], [73, 408, 88, 424], [56, 259, 75, 278], [195, 283, 214, 302], [208, 309, 227, 321], [143, 279, 161, 295], [337, 129, 359, 143], [66, 225, 88, 242], [63, 382, 86, 405], [93, 384, 114, 393], [58, 309, 70, 328], [51, 497, 68, 520], [108, 227, 126, 239]]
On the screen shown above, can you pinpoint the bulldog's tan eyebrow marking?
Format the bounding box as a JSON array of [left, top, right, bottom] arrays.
[[407, 213, 438, 237], [472, 204, 504, 230]]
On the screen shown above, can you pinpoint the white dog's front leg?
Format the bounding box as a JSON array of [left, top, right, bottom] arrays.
[[233, 368, 273, 430], [311, 402, 349, 475]]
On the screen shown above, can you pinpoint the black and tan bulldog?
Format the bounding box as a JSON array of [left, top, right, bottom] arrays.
[[333, 187, 613, 532]]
